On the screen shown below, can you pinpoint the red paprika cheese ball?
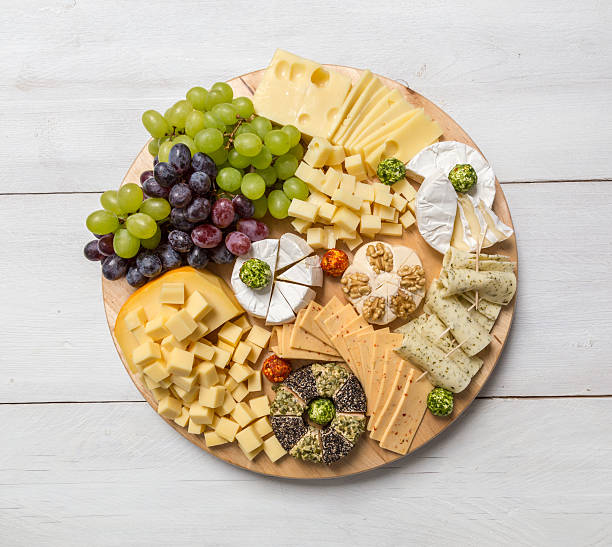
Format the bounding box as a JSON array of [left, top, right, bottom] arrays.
[[321, 248, 349, 277], [262, 354, 292, 383]]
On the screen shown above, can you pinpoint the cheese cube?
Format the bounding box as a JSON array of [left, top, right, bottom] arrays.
[[143, 374, 160, 392], [307, 190, 330, 207], [229, 363, 253, 383], [189, 403, 215, 425], [339, 173, 356, 193], [199, 385, 225, 408], [152, 387, 169, 403], [165, 310, 197, 341], [157, 395, 181, 419], [204, 431, 228, 447], [132, 341, 161, 368], [171, 372, 198, 392], [344, 232, 363, 251], [344, 154, 367, 181], [144, 316, 169, 341], [252, 416, 273, 437], [303, 137, 332, 168], [354, 182, 374, 202], [158, 376, 172, 389], [379, 222, 402, 236], [317, 202, 337, 223], [159, 283, 184, 305], [171, 384, 199, 403], [216, 340, 235, 354], [242, 444, 264, 461], [360, 214, 381, 234], [325, 144, 346, 166], [231, 402, 257, 428], [306, 227, 326, 249], [143, 360, 169, 382], [235, 425, 263, 453], [360, 201, 372, 215], [373, 203, 396, 222], [373, 182, 393, 206], [224, 375, 238, 392], [407, 199, 416, 215], [167, 347, 194, 377], [393, 209, 400, 223], [288, 199, 319, 222], [189, 341, 215, 361], [186, 321, 209, 343], [392, 178, 417, 200], [231, 382, 249, 402], [183, 291, 210, 321], [161, 334, 187, 353], [263, 436, 287, 462], [195, 362, 218, 387], [216, 390, 236, 416], [187, 419, 205, 435], [233, 315, 251, 334], [215, 417, 240, 442], [218, 322, 243, 347], [291, 218, 312, 234], [174, 406, 190, 427], [248, 370, 262, 392], [124, 307, 147, 331], [132, 326, 152, 345], [249, 395, 270, 418], [211, 346, 232, 369], [320, 167, 341, 196], [399, 209, 416, 229], [246, 326, 272, 348], [245, 341, 263, 363], [233, 341, 252, 365], [391, 192, 408, 213], [333, 224, 356, 241], [216, 371, 227, 385], [331, 207, 360, 232], [295, 162, 325, 190], [331, 188, 362, 211], [324, 226, 337, 249]]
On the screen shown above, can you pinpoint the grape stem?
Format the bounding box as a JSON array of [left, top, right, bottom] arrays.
[[223, 114, 256, 150]]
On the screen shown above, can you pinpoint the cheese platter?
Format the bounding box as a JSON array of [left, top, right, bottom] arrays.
[[91, 51, 517, 479]]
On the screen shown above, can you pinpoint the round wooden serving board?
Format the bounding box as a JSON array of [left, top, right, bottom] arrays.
[[103, 66, 517, 479]]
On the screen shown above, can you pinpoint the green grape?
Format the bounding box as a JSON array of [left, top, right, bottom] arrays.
[[251, 116, 273, 139], [118, 183, 143, 213], [201, 111, 225, 131], [283, 177, 310, 200], [139, 197, 171, 220], [185, 110, 206, 137], [281, 125, 301, 147], [232, 97, 254, 118], [148, 139, 160, 156], [203, 90, 225, 111], [211, 82, 234, 103], [211, 103, 238, 125], [195, 128, 224, 154], [141, 110, 170, 138], [166, 100, 193, 129], [113, 228, 140, 258], [158, 140, 173, 162], [125, 212, 157, 239], [141, 227, 162, 250], [274, 153, 299, 180], [100, 190, 123, 215], [235, 122, 256, 136], [217, 167, 243, 192], [241, 173, 266, 200], [289, 142, 304, 160], [228, 149, 251, 169], [208, 146, 228, 166], [267, 190, 291, 219], [233, 132, 263, 157], [252, 195, 268, 219], [256, 165, 277, 187], [173, 134, 197, 156], [186, 86, 208, 110], [86, 209, 119, 235], [264, 129, 291, 156], [251, 146, 273, 169]]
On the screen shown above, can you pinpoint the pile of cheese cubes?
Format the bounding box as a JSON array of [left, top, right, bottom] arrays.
[[287, 137, 418, 251], [124, 282, 287, 463]]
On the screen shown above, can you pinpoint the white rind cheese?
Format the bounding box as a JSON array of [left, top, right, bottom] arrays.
[[265, 284, 296, 325], [274, 280, 316, 314], [276, 233, 314, 270], [277, 255, 323, 287]]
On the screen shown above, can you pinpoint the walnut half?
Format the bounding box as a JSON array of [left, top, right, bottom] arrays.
[[362, 296, 386, 322], [390, 289, 417, 319], [341, 273, 371, 299], [366, 243, 393, 274], [398, 264, 426, 292]]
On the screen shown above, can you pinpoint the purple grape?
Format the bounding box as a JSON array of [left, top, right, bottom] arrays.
[[157, 243, 183, 270], [102, 254, 128, 280], [97, 234, 114, 256], [236, 219, 270, 242], [136, 251, 163, 277], [225, 231, 251, 256], [191, 224, 223, 248], [153, 156, 159, 166], [168, 230, 193, 253], [209, 243, 235, 264], [187, 247, 210, 270], [169, 143, 191, 176], [170, 207, 195, 231], [191, 152, 218, 179], [140, 170, 154, 183], [169, 183, 192, 208], [186, 197, 211, 223], [188, 171, 212, 196], [232, 195, 255, 218], [143, 176, 170, 198], [126, 265, 147, 288], [211, 198, 235, 228], [84, 240, 103, 261], [154, 162, 179, 188]]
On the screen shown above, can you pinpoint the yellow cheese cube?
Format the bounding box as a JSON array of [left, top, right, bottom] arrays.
[[323, 226, 337, 250], [320, 168, 341, 196], [132, 326, 152, 345], [194, 362, 218, 387], [204, 431, 228, 448], [379, 222, 402, 237], [167, 347, 194, 377], [132, 341, 161, 368], [189, 403, 215, 425], [325, 144, 346, 166], [144, 316, 169, 341], [159, 282, 184, 305], [211, 346, 232, 369], [391, 192, 408, 213], [228, 363, 254, 383], [161, 334, 187, 352], [247, 370, 262, 392], [295, 162, 325, 191], [317, 201, 337, 224], [217, 322, 243, 347], [231, 402, 257, 428], [393, 209, 400, 223], [253, 416, 272, 437], [158, 376, 172, 389], [306, 227, 326, 249], [373, 182, 393, 206], [216, 340, 235, 354], [246, 325, 272, 348], [233, 315, 252, 333], [339, 173, 356, 193], [245, 341, 263, 363], [354, 182, 374, 202], [263, 436, 287, 462], [344, 232, 363, 251], [143, 374, 160, 392], [332, 206, 360, 232], [210, 414, 221, 430], [157, 395, 181, 419], [171, 372, 198, 392], [392, 178, 417, 200], [344, 154, 367, 181], [249, 395, 270, 418], [123, 307, 147, 331], [407, 199, 416, 215], [189, 341, 215, 361], [373, 203, 396, 222], [187, 418, 205, 435], [291, 218, 312, 234], [232, 341, 252, 365], [165, 309, 197, 341], [399, 209, 416, 229], [333, 224, 356, 241], [223, 375, 239, 392], [235, 425, 263, 453], [215, 417, 240, 442], [303, 137, 332, 168], [171, 384, 199, 403], [231, 382, 249, 403], [242, 444, 264, 461], [174, 406, 190, 427], [288, 199, 319, 222], [360, 214, 382, 234], [151, 387, 169, 403], [216, 390, 236, 416], [186, 321, 209, 343], [307, 190, 330, 207], [184, 291, 211, 321], [360, 201, 372, 215], [199, 385, 225, 408], [331, 188, 362, 211], [143, 360, 169, 382]]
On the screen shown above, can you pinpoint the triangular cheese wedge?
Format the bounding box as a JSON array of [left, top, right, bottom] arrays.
[[265, 284, 296, 325], [276, 233, 313, 270], [277, 255, 323, 286], [274, 280, 316, 314]]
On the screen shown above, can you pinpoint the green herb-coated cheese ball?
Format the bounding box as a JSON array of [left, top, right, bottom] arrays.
[[307, 398, 336, 426], [448, 163, 478, 193], [239, 258, 272, 289], [427, 387, 454, 417], [376, 158, 406, 186]]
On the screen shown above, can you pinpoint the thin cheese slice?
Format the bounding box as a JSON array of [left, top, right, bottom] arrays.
[[326, 70, 375, 140], [328, 316, 369, 375], [298, 301, 335, 347], [367, 330, 403, 415], [289, 311, 340, 356], [332, 77, 384, 143], [342, 326, 374, 383], [349, 110, 420, 154], [357, 330, 374, 394], [335, 87, 392, 146], [278, 324, 338, 361], [368, 350, 396, 431], [361, 328, 387, 408]]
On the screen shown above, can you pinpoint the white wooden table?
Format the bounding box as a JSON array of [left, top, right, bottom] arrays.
[[2, 1, 612, 545]]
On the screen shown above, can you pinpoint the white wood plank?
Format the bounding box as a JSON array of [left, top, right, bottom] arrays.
[[1, 1, 611, 193], [1, 398, 610, 545]]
